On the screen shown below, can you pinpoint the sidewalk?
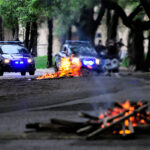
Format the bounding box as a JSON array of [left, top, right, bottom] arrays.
[[36, 68, 55, 75]]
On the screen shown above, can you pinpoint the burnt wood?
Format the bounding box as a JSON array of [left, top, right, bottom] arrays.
[[78, 112, 99, 120], [86, 103, 149, 139]]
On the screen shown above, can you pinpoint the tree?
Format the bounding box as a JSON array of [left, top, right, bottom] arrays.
[[0, 0, 20, 40], [100, 0, 150, 71], [54, 0, 105, 45], [47, 19, 53, 68], [0, 0, 44, 56], [0, 16, 4, 40], [140, 0, 150, 19], [32, 0, 57, 67]]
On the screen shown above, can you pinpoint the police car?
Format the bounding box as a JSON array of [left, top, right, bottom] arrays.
[[54, 41, 104, 73], [0, 41, 35, 76]]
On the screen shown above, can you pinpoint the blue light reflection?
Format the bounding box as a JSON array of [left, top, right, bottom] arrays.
[[83, 60, 95, 66], [14, 61, 24, 65]]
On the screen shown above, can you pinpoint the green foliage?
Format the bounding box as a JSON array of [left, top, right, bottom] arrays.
[[0, 0, 44, 29], [121, 56, 130, 67], [35, 56, 48, 69], [0, 0, 19, 28], [35, 56, 54, 69], [118, 0, 139, 9], [53, 0, 100, 37]]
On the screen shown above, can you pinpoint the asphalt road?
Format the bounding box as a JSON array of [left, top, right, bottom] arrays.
[[0, 70, 150, 150], [0, 68, 54, 80]]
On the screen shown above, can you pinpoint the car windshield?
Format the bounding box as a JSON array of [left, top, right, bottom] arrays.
[[70, 46, 98, 57], [1, 45, 29, 54]]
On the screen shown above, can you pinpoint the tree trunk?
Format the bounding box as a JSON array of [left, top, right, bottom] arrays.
[[59, 26, 72, 46], [128, 29, 145, 71], [25, 22, 31, 48], [29, 21, 38, 56], [12, 22, 19, 41], [106, 9, 111, 43], [127, 30, 135, 65], [145, 33, 150, 71], [76, 24, 96, 46], [0, 17, 4, 41], [47, 19, 53, 68], [134, 30, 145, 71], [106, 10, 119, 42], [67, 26, 72, 40], [140, 0, 150, 20], [75, 6, 105, 46]]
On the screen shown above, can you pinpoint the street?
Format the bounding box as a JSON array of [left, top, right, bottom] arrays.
[[0, 70, 150, 149]]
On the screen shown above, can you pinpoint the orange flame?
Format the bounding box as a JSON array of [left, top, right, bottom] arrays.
[[98, 100, 150, 136], [37, 55, 82, 80], [119, 130, 131, 135]]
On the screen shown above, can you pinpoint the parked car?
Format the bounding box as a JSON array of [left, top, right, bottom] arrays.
[[54, 40, 105, 73], [0, 41, 36, 76]]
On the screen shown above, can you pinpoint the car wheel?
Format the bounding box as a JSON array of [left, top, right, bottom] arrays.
[[29, 71, 35, 75], [21, 72, 26, 76], [0, 66, 3, 76], [0, 71, 3, 76]]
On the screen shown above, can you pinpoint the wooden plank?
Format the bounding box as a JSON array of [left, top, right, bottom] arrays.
[[86, 103, 149, 139]]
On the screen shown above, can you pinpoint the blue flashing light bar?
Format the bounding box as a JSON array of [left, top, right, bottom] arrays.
[[83, 60, 95, 66], [0, 41, 23, 44], [15, 61, 19, 64], [65, 40, 90, 45], [20, 61, 24, 64], [15, 61, 24, 65]]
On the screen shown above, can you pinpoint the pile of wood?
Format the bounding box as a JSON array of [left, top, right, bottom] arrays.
[[26, 101, 150, 139]]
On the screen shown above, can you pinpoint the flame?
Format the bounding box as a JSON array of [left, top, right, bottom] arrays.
[[37, 55, 82, 80], [98, 100, 150, 136], [119, 130, 131, 135]]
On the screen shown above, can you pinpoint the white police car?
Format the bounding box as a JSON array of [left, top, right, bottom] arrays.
[[54, 41, 104, 73]]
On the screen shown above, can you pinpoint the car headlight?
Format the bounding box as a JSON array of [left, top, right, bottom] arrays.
[[72, 57, 81, 67], [72, 57, 80, 64], [27, 58, 33, 63], [4, 58, 10, 64], [96, 58, 101, 65]]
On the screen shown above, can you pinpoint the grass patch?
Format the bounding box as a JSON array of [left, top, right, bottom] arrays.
[[34, 56, 55, 69], [121, 57, 129, 67], [34, 56, 48, 69]]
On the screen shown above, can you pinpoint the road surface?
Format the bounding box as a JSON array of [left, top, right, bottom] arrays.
[[0, 70, 150, 150]]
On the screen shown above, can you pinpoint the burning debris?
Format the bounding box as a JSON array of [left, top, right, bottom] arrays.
[[26, 101, 150, 139], [37, 55, 82, 80]]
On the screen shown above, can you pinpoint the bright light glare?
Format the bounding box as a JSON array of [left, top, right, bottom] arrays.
[[20, 61, 24, 64], [4, 59, 10, 64], [96, 58, 101, 65], [72, 58, 80, 64], [27, 58, 32, 63], [83, 60, 94, 66]]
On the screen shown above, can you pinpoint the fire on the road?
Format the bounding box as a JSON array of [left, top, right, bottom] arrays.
[[98, 100, 150, 135], [37, 55, 82, 80]]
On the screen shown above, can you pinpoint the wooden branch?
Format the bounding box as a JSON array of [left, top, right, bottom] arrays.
[[86, 104, 149, 139], [140, 0, 150, 20], [78, 112, 99, 120], [128, 4, 143, 22], [50, 118, 85, 127], [128, 120, 134, 134], [94, 5, 106, 28], [101, 0, 131, 28], [76, 125, 93, 134], [77, 111, 126, 134], [141, 21, 150, 30], [26, 123, 69, 131], [121, 122, 126, 137]]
